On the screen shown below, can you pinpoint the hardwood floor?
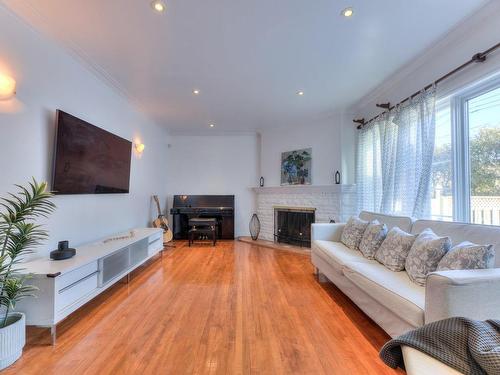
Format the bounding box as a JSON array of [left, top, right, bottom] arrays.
[[5, 241, 402, 375]]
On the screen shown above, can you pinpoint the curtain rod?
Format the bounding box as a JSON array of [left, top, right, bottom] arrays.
[[354, 41, 500, 130]]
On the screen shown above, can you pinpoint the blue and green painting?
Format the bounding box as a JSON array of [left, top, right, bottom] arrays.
[[281, 148, 312, 185]]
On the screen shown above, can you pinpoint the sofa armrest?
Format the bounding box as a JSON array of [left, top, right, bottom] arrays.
[[402, 346, 462, 375], [311, 223, 345, 242], [425, 268, 500, 324]]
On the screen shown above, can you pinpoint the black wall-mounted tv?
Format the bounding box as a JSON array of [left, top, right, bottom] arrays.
[[52, 110, 132, 194]]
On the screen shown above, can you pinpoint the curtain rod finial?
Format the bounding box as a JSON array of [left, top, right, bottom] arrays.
[[472, 52, 486, 63], [376, 102, 391, 109], [353, 118, 366, 127]]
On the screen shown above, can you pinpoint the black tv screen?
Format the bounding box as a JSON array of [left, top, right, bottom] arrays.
[[52, 110, 132, 194]]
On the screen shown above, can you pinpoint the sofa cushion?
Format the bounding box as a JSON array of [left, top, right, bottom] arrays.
[[411, 220, 500, 267], [359, 220, 387, 259], [405, 228, 451, 286], [343, 261, 425, 327], [313, 240, 372, 273], [340, 216, 369, 250], [437, 241, 495, 271], [360, 211, 413, 232], [375, 227, 416, 271]]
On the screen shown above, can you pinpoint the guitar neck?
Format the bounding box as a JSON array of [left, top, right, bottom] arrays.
[[153, 195, 162, 216]]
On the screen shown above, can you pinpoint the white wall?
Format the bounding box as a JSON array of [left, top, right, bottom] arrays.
[[167, 134, 259, 237], [352, 1, 500, 118], [259, 116, 354, 187], [0, 7, 170, 258]]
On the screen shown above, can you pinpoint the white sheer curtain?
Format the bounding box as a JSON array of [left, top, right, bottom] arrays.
[[356, 87, 436, 218], [356, 114, 383, 212]]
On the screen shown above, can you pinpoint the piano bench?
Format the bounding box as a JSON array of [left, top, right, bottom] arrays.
[[188, 218, 217, 247]]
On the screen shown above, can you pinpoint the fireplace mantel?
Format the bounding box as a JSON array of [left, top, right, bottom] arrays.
[[273, 205, 316, 212], [252, 184, 355, 194]]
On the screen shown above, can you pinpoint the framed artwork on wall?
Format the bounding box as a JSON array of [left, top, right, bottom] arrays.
[[281, 148, 312, 185]]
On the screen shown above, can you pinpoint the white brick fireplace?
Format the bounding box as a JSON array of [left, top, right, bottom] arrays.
[[252, 185, 356, 241]]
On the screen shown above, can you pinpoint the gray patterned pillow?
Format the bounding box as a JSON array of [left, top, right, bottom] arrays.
[[359, 220, 388, 259], [341, 216, 369, 250], [405, 228, 451, 286], [437, 241, 495, 271], [375, 227, 416, 271]]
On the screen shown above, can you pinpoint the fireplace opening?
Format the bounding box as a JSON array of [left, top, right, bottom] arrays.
[[274, 208, 315, 247]]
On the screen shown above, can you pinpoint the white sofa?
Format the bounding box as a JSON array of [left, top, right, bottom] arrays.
[[311, 211, 500, 339], [312, 211, 500, 373]]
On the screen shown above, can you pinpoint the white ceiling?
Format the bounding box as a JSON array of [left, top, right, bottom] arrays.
[[3, 0, 491, 132]]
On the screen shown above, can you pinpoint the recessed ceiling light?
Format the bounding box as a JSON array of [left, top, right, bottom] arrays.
[[297, 91, 304, 96], [193, 89, 200, 95], [341, 7, 354, 17], [209, 123, 215, 128], [151, 1, 166, 13]]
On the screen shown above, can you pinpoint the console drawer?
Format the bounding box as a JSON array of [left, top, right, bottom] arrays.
[[56, 271, 98, 311], [56, 261, 98, 291], [149, 231, 162, 245], [148, 236, 163, 256]]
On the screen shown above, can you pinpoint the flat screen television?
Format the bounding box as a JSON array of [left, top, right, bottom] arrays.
[[52, 110, 132, 194]]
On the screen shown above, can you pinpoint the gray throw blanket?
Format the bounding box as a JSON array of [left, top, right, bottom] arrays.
[[380, 317, 500, 375]]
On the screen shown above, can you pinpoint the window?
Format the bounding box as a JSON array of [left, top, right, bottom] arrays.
[[431, 98, 453, 221], [430, 77, 500, 225], [465, 84, 500, 225]]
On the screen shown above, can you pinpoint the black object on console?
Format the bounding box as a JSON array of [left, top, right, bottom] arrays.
[[50, 240, 76, 260]]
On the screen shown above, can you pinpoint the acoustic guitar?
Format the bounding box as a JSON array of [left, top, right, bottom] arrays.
[[152, 195, 174, 244]]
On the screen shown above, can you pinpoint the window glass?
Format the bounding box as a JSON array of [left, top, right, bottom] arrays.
[[431, 98, 453, 221], [467, 86, 500, 225]]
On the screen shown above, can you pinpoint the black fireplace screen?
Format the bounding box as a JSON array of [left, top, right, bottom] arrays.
[[274, 209, 315, 247]]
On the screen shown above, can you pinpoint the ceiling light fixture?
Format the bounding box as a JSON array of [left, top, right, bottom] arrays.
[[341, 7, 354, 17], [209, 123, 215, 128], [193, 89, 200, 95], [151, 1, 166, 13], [297, 91, 304, 96]]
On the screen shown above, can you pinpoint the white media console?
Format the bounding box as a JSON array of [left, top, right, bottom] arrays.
[[17, 228, 163, 344]]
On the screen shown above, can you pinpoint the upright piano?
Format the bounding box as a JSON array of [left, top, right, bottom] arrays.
[[170, 195, 235, 240]]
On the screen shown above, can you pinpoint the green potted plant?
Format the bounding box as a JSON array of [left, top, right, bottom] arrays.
[[0, 179, 54, 369]]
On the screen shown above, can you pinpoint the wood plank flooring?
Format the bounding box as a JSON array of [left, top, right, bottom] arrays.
[[5, 241, 402, 375]]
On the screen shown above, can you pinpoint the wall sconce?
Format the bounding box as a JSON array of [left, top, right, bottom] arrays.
[[135, 143, 145, 153], [0, 74, 16, 100]]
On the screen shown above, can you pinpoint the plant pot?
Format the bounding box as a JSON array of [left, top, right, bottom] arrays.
[[0, 312, 25, 370]]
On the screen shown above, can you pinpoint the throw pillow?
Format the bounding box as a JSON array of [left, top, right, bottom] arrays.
[[359, 220, 388, 259], [405, 228, 451, 286], [341, 216, 369, 250], [375, 227, 416, 271], [437, 241, 495, 271]]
